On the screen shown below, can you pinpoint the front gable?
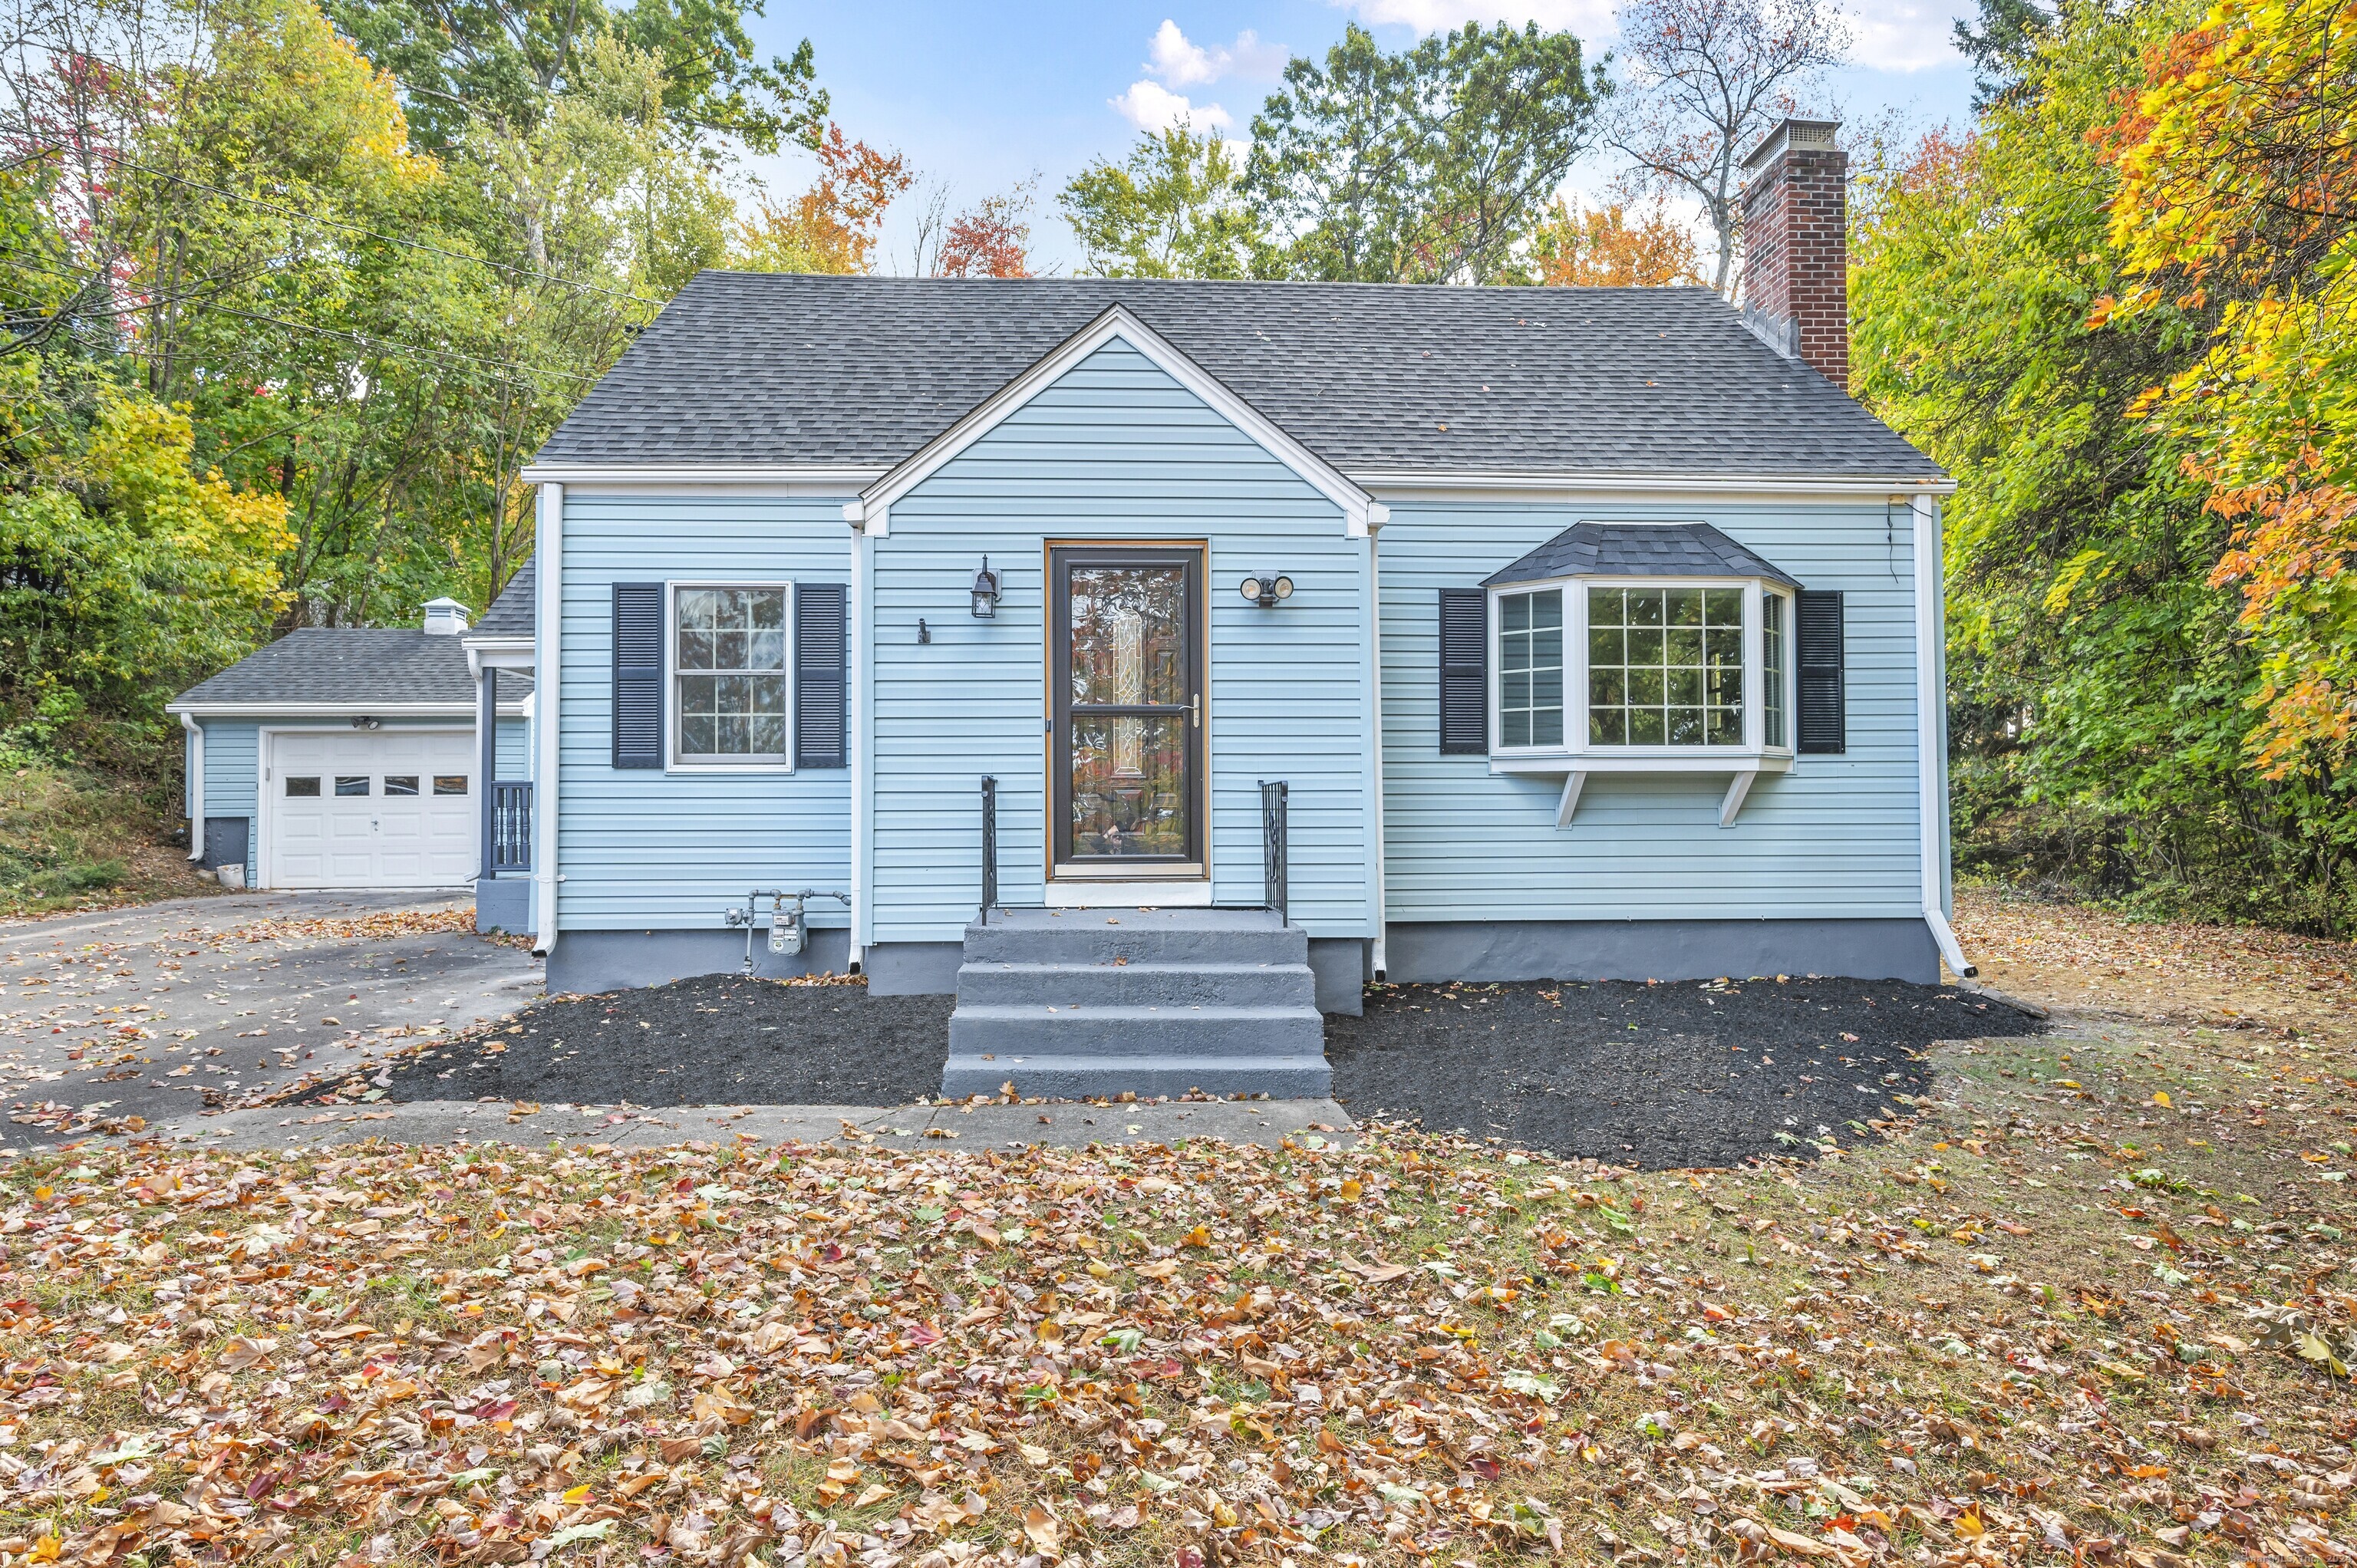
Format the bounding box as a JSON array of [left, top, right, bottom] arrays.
[[853, 306, 1377, 538]]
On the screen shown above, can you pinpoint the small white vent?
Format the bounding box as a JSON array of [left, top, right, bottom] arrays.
[[422, 596, 471, 635]]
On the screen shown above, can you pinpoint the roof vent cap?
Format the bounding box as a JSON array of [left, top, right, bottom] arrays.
[[422, 597, 470, 635]]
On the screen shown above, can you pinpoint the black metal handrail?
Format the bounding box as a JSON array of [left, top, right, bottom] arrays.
[[490, 781, 532, 873], [979, 775, 997, 924], [1261, 779, 1288, 923]]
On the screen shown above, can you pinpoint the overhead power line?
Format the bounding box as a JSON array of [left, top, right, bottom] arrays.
[[0, 249, 602, 384], [7, 133, 667, 307]]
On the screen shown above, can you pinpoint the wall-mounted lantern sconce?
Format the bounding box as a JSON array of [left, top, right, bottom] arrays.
[[918, 618, 931, 644], [971, 557, 1002, 619], [1237, 573, 1294, 608]]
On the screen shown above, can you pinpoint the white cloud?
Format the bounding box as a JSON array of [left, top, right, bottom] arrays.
[[1334, 0, 1617, 38], [1146, 20, 1291, 86], [1110, 78, 1235, 133], [1844, 0, 1973, 71]]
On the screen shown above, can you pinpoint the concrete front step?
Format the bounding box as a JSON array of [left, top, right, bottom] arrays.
[[963, 907, 1306, 966], [954, 960, 1317, 1010], [946, 1003, 1324, 1056], [941, 1051, 1331, 1100]]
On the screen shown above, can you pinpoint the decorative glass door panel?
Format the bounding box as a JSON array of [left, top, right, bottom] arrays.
[[1051, 548, 1202, 874]]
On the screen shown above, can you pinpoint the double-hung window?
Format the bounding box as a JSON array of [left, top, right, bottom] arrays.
[[1490, 578, 1795, 759], [671, 584, 791, 767]]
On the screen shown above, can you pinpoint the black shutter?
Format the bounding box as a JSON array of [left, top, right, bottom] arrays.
[[796, 582, 847, 769], [1438, 588, 1488, 755], [612, 581, 663, 769], [1796, 589, 1845, 755]]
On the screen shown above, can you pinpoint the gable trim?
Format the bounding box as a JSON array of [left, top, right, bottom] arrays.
[[1358, 470, 1958, 498], [859, 305, 1376, 538]]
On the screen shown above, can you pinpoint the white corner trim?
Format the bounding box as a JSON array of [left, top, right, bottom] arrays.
[[849, 530, 869, 966], [180, 713, 204, 861], [859, 305, 1375, 536], [1911, 494, 1973, 978], [532, 482, 562, 957]]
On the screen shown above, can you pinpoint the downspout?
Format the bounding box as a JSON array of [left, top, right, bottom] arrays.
[[1365, 503, 1389, 978], [476, 660, 497, 884], [532, 484, 562, 955], [845, 502, 869, 970], [180, 712, 203, 861], [1912, 495, 1974, 978]]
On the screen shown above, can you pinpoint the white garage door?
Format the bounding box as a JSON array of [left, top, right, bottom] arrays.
[[269, 730, 477, 889]]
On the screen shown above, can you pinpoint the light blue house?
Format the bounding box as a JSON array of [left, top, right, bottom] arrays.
[[510, 117, 1971, 1079], [166, 575, 538, 929]]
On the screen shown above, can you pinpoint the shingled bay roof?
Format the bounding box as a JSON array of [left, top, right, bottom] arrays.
[[531, 274, 1945, 482], [1483, 521, 1803, 588], [169, 629, 533, 710]]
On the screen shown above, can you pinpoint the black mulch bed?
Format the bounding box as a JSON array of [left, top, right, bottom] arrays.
[[1326, 976, 2043, 1168], [330, 970, 2042, 1168], [345, 976, 954, 1108]]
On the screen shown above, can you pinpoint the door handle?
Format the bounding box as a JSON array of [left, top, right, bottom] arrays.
[[1192, 693, 1200, 728]]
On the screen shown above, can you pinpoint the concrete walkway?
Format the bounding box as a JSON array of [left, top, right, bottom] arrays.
[[146, 1096, 1358, 1152]]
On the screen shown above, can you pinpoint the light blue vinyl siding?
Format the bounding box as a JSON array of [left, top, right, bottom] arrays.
[[1379, 500, 1924, 924], [196, 719, 260, 884], [495, 716, 529, 780], [868, 338, 1376, 944], [556, 493, 853, 931]]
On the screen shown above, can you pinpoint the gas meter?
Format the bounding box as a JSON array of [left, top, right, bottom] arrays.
[[769, 899, 804, 956]]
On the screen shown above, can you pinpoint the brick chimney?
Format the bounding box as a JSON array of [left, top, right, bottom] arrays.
[[1739, 117, 1848, 387]]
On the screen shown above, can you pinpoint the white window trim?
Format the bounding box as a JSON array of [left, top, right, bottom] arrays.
[[1485, 574, 1798, 825], [664, 578, 796, 774]]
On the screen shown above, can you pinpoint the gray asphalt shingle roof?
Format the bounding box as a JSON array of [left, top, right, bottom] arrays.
[[170, 629, 533, 709], [532, 274, 1943, 481], [470, 561, 536, 639], [1483, 521, 1803, 588]]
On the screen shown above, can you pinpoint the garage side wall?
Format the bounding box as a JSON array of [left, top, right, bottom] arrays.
[[196, 719, 259, 884]]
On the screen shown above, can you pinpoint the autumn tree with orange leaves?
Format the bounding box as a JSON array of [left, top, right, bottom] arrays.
[[1528, 200, 1703, 285], [734, 124, 913, 275], [935, 182, 1036, 278], [2102, 0, 2357, 783]]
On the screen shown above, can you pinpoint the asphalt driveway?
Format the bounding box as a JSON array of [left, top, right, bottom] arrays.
[[0, 890, 542, 1138]]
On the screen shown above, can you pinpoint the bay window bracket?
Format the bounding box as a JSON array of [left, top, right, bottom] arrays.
[[1719, 769, 1758, 828], [1555, 772, 1586, 827]]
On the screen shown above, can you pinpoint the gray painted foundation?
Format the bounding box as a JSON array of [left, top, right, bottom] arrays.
[[1382, 917, 1940, 986], [546, 927, 853, 995], [473, 878, 532, 935], [868, 933, 1370, 1015], [200, 816, 249, 873]]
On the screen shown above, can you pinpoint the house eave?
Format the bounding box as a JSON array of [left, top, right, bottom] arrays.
[[165, 701, 528, 719], [518, 464, 885, 489], [1354, 470, 1958, 498]]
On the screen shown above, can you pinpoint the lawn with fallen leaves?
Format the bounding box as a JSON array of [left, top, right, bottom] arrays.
[[3, 898, 2357, 1568]]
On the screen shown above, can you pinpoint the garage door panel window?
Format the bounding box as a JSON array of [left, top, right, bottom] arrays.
[[433, 776, 467, 796], [384, 776, 420, 796], [673, 585, 790, 766], [335, 776, 369, 796], [285, 776, 321, 797]]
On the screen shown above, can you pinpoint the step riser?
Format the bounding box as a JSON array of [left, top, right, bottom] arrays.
[[956, 964, 1316, 1010], [962, 926, 1307, 967], [948, 1008, 1324, 1059], [941, 1056, 1333, 1100]]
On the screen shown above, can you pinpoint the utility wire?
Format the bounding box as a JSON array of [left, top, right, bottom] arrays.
[[7, 134, 666, 307], [0, 249, 602, 384]]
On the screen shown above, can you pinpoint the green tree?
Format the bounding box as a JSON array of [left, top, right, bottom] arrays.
[[1244, 21, 1604, 284], [1853, 0, 2356, 930], [1060, 121, 1258, 279]]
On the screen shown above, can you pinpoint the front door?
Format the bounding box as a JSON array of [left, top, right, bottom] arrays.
[[1050, 545, 1204, 880]]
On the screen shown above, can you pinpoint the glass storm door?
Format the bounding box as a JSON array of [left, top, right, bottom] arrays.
[[1050, 545, 1203, 877]]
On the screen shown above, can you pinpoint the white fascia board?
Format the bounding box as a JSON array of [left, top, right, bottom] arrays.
[[1358, 471, 1959, 500], [518, 465, 883, 492], [164, 702, 522, 718], [468, 645, 536, 672], [859, 305, 1376, 538]]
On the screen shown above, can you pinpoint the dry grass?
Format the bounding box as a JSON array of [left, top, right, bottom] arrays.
[[0, 763, 223, 922]]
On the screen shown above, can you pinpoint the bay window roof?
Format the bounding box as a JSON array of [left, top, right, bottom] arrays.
[[1479, 521, 1802, 589]]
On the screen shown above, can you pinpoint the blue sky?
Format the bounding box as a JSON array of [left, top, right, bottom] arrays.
[[737, 0, 1985, 274]]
